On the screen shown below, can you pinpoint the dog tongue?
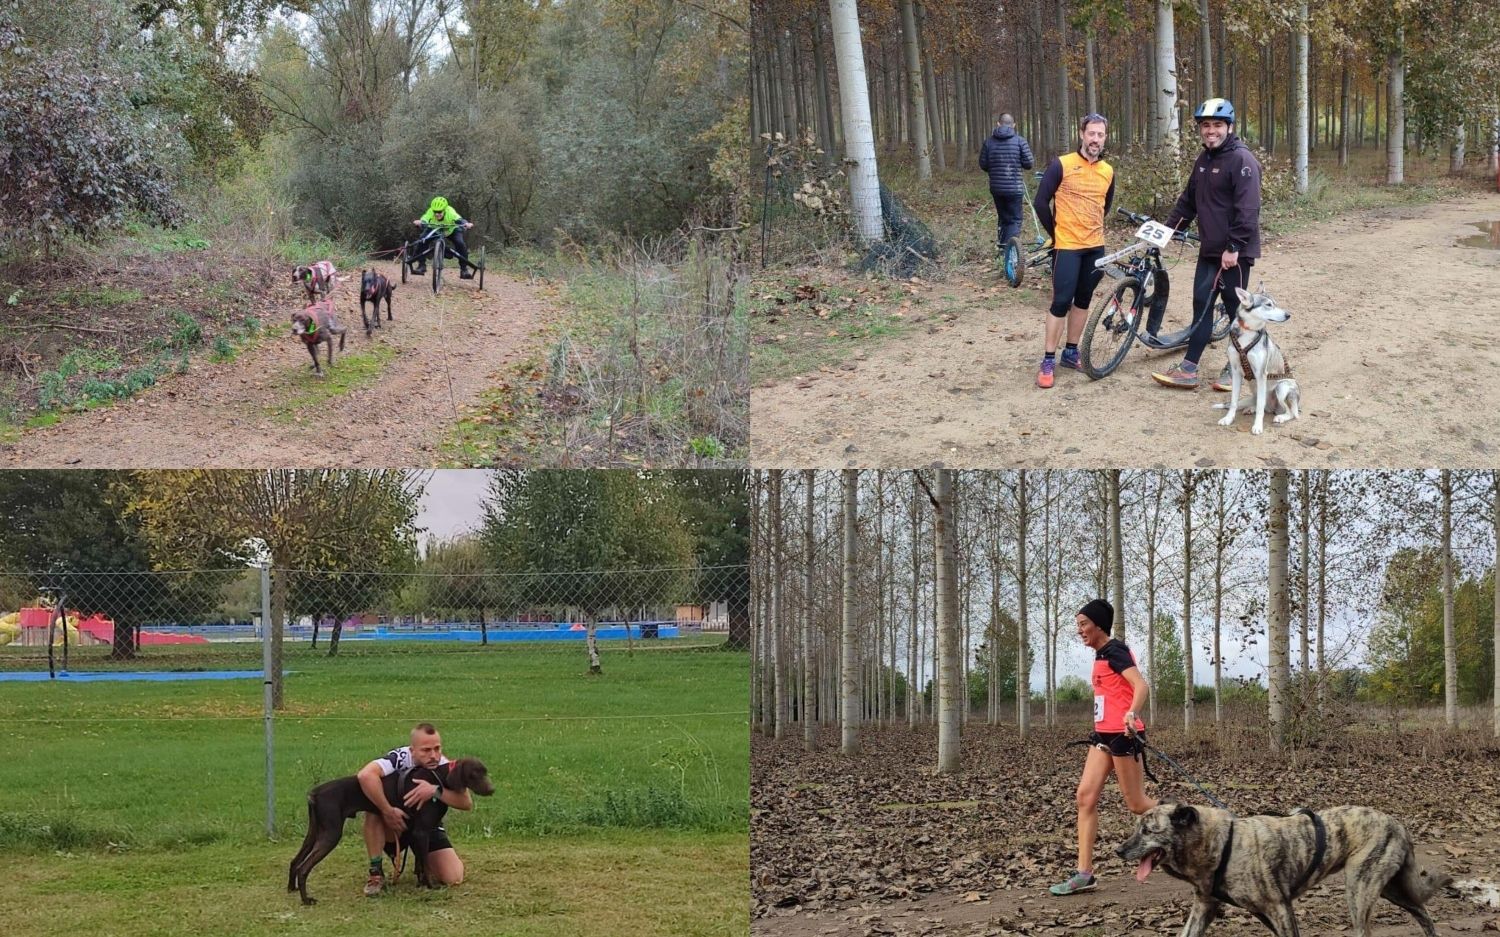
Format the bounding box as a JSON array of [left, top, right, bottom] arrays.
[[1136, 854, 1156, 883]]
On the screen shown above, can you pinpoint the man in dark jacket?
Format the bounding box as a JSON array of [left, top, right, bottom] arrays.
[[1151, 98, 1263, 389], [978, 114, 1035, 249]]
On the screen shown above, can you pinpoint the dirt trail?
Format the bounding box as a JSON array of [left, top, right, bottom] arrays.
[[2, 260, 549, 467], [751, 193, 1500, 469]]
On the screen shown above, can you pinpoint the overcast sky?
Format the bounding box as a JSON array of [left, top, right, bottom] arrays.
[[413, 470, 492, 551]]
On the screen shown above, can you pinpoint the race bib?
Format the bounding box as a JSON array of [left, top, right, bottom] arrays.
[[1093, 695, 1105, 723], [1135, 220, 1173, 249]]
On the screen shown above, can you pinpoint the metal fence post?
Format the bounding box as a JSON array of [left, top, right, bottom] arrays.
[[261, 562, 274, 838]]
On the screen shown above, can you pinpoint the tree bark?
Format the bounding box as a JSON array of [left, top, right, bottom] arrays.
[[1084, 29, 1097, 117], [1493, 471, 1500, 738], [770, 470, 786, 739], [1181, 471, 1194, 731], [811, 14, 838, 166], [1294, 2, 1309, 193], [1198, 0, 1213, 98], [909, 481, 920, 728], [918, 3, 944, 170], [932, 470, 961, 773], [1450, 121, 1466, 175], [586, 614, 602, 674], [1154, 0, 1179, 154], [1016, 472, 1031, 738], [1111, 469, 1126, 641], [1054, 0, 1071, 155], [829, 0, 884, 241], [1441, 470, 1457, 727], [899, 0, 932, 179], [1386, 36, 1404, 184], [1338, 55, 1350, 168], [803, 470, 817, 751], [1268, 471, 1290, 751], [840, 469, 860, 753]]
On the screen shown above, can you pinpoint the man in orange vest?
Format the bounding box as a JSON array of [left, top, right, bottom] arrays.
[[1049, 599, 1158, 896], [1032, 115, 1116, 389]]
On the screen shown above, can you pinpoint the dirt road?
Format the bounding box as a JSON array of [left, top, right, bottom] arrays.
[[2, 260, 548, 467], [751, 193, 1500, 469]]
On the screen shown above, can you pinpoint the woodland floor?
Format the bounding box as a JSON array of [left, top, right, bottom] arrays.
[[752, 724, 1500, 936]]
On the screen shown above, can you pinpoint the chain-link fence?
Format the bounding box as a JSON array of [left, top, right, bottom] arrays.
[[1, 564, 750, 839]]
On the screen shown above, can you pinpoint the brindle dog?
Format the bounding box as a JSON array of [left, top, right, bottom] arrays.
[[1117, 803, 1449, 937], [290, 300, 347, 375]]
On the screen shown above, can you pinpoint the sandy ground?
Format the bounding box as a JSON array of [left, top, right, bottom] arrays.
[[2, 260, 548, 467], [751, 193, 1500, 469]]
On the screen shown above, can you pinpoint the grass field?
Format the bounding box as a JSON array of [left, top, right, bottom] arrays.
[[0, 642, 749, 936]]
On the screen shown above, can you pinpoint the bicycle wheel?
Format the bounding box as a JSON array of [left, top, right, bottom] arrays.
[[431, 236, 444, 294], [476, 245, 485, 291], [1003, 237, 1025, 288], [1080, 276, 1145, 380], [399, 247, 409, 284]]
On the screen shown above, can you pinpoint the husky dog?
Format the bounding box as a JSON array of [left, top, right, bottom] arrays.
[[1118, 803, 1449, 937], [1214, 287, 1300, 435]]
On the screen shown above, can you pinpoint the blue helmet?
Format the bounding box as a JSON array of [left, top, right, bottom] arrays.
[[1193, 98, 1235, 124]]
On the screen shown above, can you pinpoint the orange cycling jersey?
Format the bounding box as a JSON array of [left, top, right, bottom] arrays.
[[1034, 152, 1116, 250]]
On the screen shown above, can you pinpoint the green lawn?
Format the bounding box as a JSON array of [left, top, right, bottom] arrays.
[[0, 642, 748, 936]]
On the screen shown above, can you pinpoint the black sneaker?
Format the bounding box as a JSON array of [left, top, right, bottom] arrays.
[[459, 269, 474, 280]]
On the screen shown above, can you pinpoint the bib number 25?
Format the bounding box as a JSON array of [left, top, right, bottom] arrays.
[[1135, 220, 1173, 249]]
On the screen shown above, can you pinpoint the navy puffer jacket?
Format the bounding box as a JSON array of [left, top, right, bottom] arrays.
[[978, 125, 1035, 195]]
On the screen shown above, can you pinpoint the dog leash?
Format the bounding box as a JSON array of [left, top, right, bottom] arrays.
[[1133, 736, 1235, 814]]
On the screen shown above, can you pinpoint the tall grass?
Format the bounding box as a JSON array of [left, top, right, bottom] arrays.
[[505, 234, 747, 465]]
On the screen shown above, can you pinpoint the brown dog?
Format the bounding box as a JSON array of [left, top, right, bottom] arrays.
[[359, 268, 395, 336], [290, 300, 347, 375], [292, 261, 337, 303], [287, 757, 495, 906]]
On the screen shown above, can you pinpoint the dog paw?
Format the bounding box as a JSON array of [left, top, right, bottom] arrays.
[[1251, 424, 1264, 435], [1273, 414, 1292, 424], [1217, 414, 1234, 427]]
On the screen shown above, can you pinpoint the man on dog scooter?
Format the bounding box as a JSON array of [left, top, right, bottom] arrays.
[[411, 196, 477, 279], [1150, 99, 1263, 390]]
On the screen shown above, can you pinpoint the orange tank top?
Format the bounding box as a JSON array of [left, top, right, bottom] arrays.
[[1053, 152, 1114, 250]]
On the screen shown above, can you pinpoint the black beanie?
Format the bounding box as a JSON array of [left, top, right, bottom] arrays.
[[1079, 599, 1114, 634]]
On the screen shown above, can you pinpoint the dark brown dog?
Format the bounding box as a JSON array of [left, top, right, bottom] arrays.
[[287, 757, 495, 905], [290, 300, 347, 375], [359, 268, 395, 336], [292, 261, 337, 303]]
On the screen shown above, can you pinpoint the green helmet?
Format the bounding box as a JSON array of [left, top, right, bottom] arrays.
[[429, 196, 449, 213]]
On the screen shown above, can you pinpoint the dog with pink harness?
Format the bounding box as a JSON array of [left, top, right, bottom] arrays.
[[292, 260, 338, 303]]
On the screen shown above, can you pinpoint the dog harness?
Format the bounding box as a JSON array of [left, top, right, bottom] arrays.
[[1229, 323, 1293, 381], [1210, 808, 1326, 908]]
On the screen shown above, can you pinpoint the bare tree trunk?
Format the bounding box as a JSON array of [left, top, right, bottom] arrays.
[[1386, 35, 1405, 184], [1154, 0, 1179, 154], [1493, 471, 1500, 738], [909, 481, 920, 729], [1268, 471, 1290, 751], [1181, 471, 1195, 732], [770, 470, 786, 739], [1293, 1, 1309, 193], [1016, 472, 1031, 738], [1316, 474, 1327, 710], [1198, 0, 1213, 98], [1212, 476, 1225, 725], [1054, 0, 1071, 155], [829, 0, 884, 241], [918, 4, 944, 170], [931, 470, 961, 773], [1338, 55, 1350, 168], [899, 0, 932, 179], [1111, 469, 1126, 640], [953, 50, 969, 170], [1450, 121, 1466, 174], [1441, 470, 1457, 727], [811, 15, 838, 167], [1299, 471, 1310, 692], [1085, 29, 1098, 117], [803, 470, 817, 751], [586, 614, 602, 674], [840, 469, 861, 753]]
